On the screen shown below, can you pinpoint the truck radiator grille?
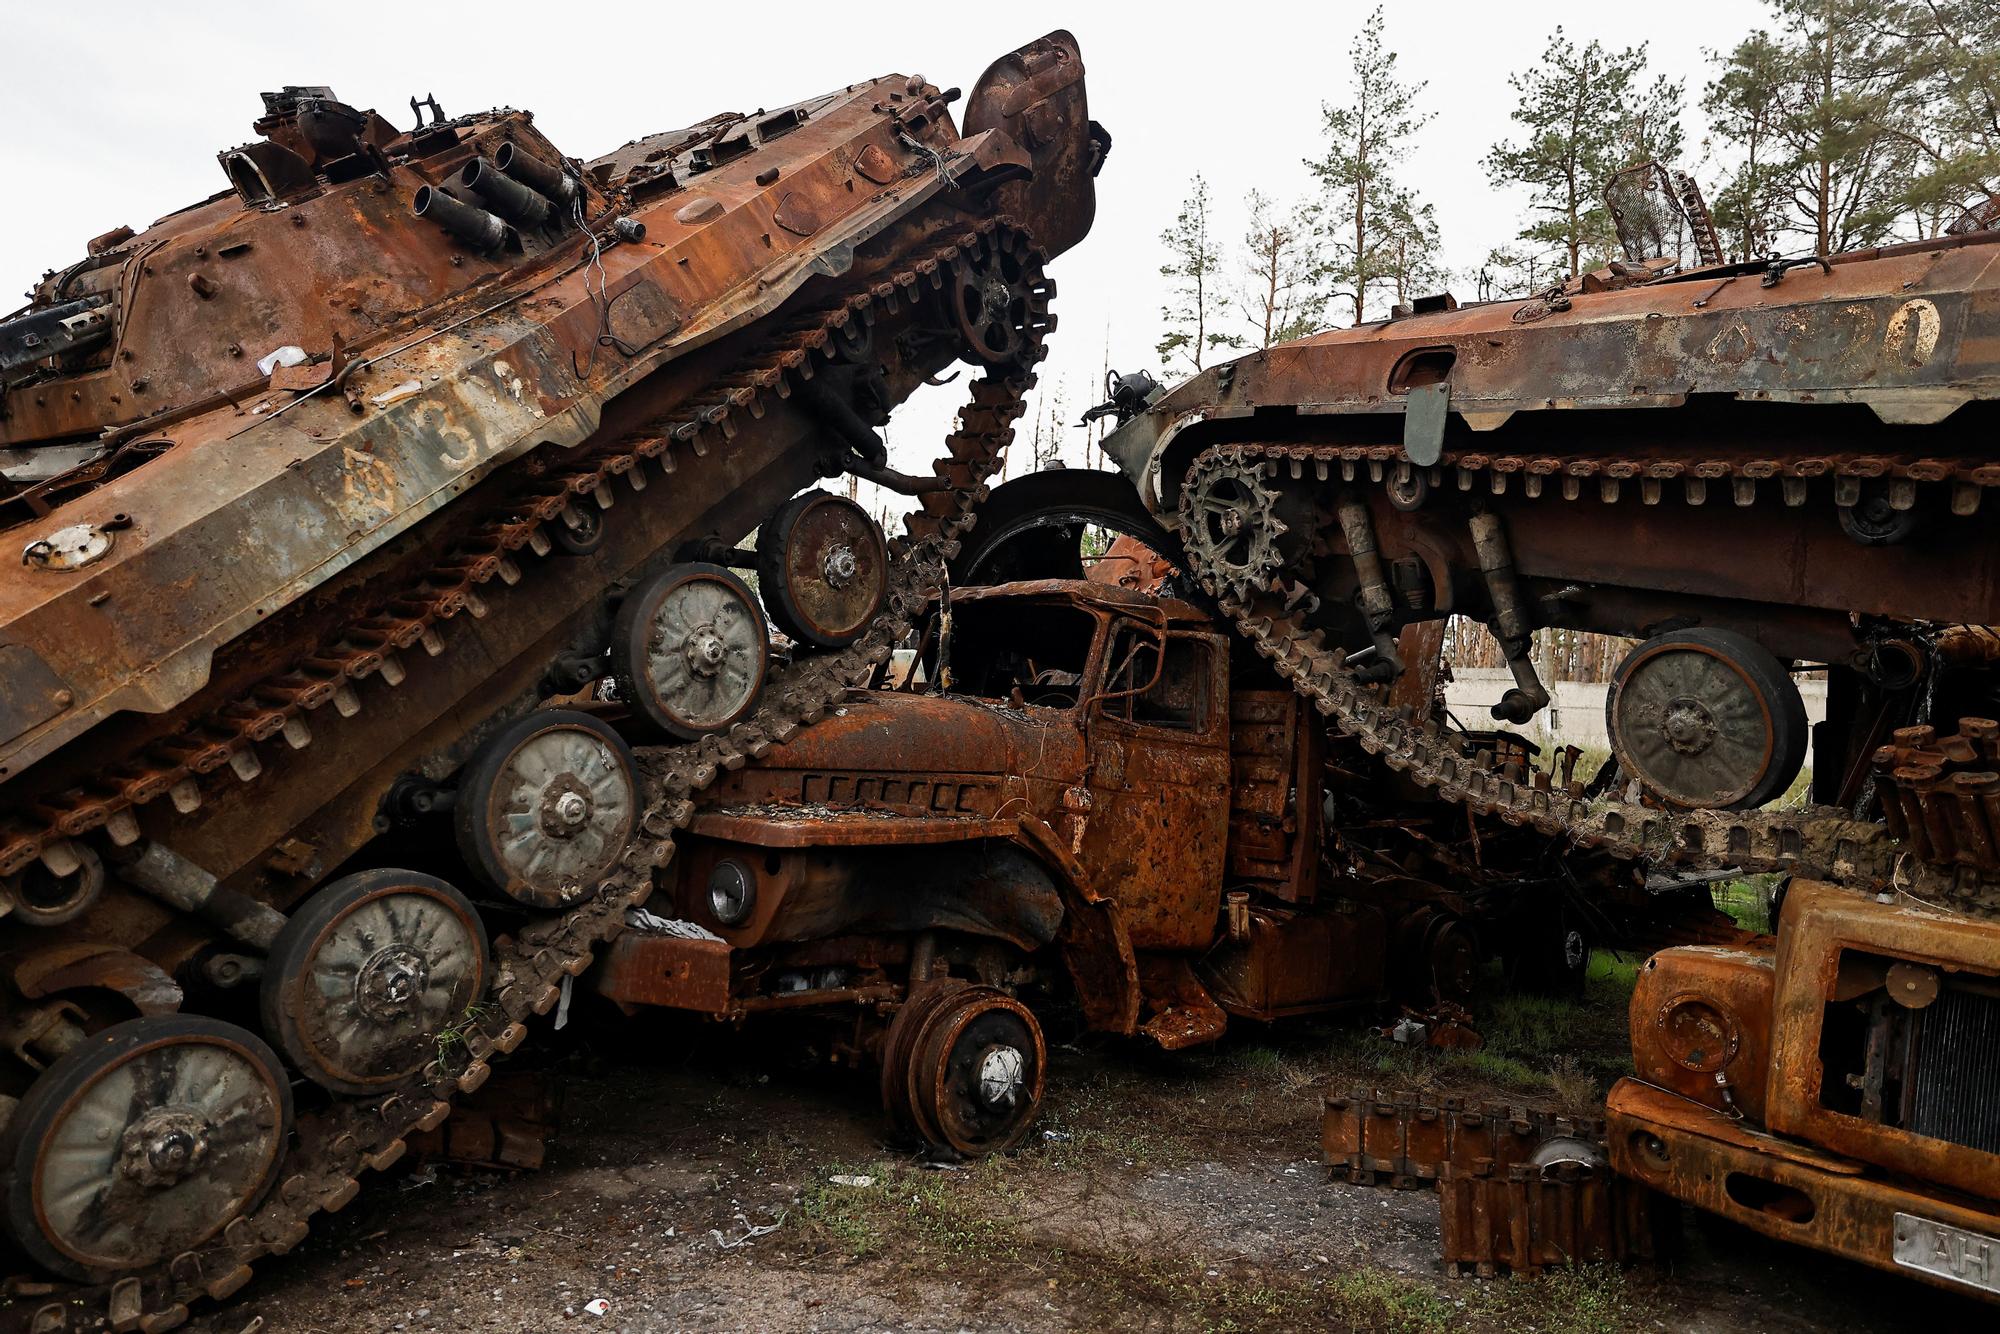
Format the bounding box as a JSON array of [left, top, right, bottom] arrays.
[[1910, 986, 2000, 1156]]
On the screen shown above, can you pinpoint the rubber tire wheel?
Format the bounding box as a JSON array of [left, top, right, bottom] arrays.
[[611, 562, 769, 741], [454, 709, 639, 907], [1605, 627, 1807, 810], [1508, 913, 1592, 996], [947, 469, 1188, 586], [0, 1015, 293, 1279], [261, 868, 490, 1094], [755, 491, 888, 649]]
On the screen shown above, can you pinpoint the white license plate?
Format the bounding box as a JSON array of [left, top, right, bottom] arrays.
[[1893, 1212, 2000, 1295]]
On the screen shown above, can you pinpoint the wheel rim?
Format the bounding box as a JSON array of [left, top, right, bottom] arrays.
[[477, 719, 637, 905], [909, 988, 1045, 1156], [879, 979, 970, 1138], [263, 870, 488, 1094], [11, 1019, 289, 1276], [1609, 632, 1802, 809], [762, 494, 887, 647], [624, 567, 766, 737], [950, 252, 1030, 364]]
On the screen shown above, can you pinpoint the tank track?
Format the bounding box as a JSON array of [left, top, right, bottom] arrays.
[[1174, 441, 2000, 912], [3, 220, 1046, 1334], [1322, 1089, 1663, 1277]]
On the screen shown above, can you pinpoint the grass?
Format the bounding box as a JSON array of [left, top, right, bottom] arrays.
[[793, 1158, 1469, 1332], [793, 1155, 1655, 1333]]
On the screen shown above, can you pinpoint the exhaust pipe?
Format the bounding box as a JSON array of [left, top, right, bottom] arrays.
[[460, 156, 553, 228], [413, 184, 511, 251], [495, 140, 578, 208]]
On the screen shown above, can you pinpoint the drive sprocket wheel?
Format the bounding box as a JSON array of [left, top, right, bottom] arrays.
[[611, 562, 769, 740], [260, 868, 490, 1095], [948, 242, 1051, 367], [1, 1016, 292, 1279], [756, 491, 889, 649], [455, 709, 640, 908], [1177, 459, 1290, 598]]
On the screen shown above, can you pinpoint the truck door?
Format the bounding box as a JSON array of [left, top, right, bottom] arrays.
[[1226, 691, 1323, 902], [1077, 620, 1232, 950]]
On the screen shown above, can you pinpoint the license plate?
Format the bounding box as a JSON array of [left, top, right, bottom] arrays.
[[1893, 1212, 2000, 1295]]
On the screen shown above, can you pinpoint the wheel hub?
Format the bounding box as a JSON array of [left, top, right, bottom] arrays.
[[1661, 697, 1718, 755], [538, 774, 594, 838], [975, 1043, 1025, 1109], [822, 542, 858, 588], [685, 626, 728, 678], [117, 1108, 211, 1190], [355, 944, 432, 1023]]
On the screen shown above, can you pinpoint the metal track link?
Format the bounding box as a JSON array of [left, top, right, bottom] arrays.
[[1322, 1089, 1665, 1276], [1176, 441, 2000, 912], [6, 220, 1048, 1334]]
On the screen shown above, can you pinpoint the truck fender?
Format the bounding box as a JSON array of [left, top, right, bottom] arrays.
[[1014, 815, 1140, 1035]]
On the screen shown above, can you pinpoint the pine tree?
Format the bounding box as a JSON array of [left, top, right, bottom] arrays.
[[1234, 191, 1324, 347], [1707, 0, 1918, 256], [1307, 6, 1435, 325], [1156, 174, 1243, 376], [1483, 29, 1684, 278]]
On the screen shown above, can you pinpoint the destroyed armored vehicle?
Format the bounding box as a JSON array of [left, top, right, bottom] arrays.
[[0, 32, 1102, 1328], [1100, 167, 2000, 1299]]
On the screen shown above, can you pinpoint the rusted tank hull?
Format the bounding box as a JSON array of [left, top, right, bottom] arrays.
[[0, 32, 1102, 1324]]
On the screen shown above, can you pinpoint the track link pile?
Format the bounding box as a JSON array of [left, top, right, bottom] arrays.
[[4, 221, 1048, 1334], [1175, 441, 2000, 912], [1322, 1089, 1665, 1276]]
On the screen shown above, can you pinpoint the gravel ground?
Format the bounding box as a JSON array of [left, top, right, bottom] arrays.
[[175, 999, 1989, 1334]]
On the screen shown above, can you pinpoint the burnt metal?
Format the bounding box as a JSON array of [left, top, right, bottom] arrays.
[[1612, 879, 2000, 1302], [0, 31, 1101, 1325], [1322, 1088, 1666, 1276]]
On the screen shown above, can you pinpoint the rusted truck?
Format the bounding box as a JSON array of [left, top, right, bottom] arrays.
[[590, 576, 1646, 1155], [1611, 875, 2000, 1302], [0, 33, 1101, 1328]]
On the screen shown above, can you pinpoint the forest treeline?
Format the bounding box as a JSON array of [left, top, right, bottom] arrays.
[[1156, 0, 2000, 372]]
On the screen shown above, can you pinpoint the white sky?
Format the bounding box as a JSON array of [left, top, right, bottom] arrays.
[[1, 0, 1768, 523]]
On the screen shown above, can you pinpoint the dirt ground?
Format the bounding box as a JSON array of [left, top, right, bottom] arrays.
[[198, 958, 1986, 1334]]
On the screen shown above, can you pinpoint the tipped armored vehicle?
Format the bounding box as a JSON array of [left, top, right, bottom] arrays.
[[1103, 170, 2000, 1298], [0, 32, 1101, 1327]]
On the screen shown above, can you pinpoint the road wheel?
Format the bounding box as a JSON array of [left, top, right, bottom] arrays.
[[756, 492, 888, 649], [1, 1015, 291, 1279], [261, 868, 489, 1094], [1606, 628, 1807, 810], [611, 563, 768, 740], [455, 709, 639, 909]]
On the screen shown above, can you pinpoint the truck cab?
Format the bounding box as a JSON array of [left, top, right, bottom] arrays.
[[587, 579, 1406, 1153]]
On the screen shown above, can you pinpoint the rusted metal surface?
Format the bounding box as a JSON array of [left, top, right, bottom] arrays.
[[1437, 1160, 1663, 1277], [586, 931, 735, 1012], [1322, 1088, 1663, 1277], [0, 31, 1104, 1326], [1610, 878, 2000, 1301], [637, 580, 1521, 1052], [1608, 1079, 2000, 1300]]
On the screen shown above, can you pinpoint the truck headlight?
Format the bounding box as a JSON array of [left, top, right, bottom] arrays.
[[707, 859, 756, 925], [1656, 992, 1741, 1073]]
